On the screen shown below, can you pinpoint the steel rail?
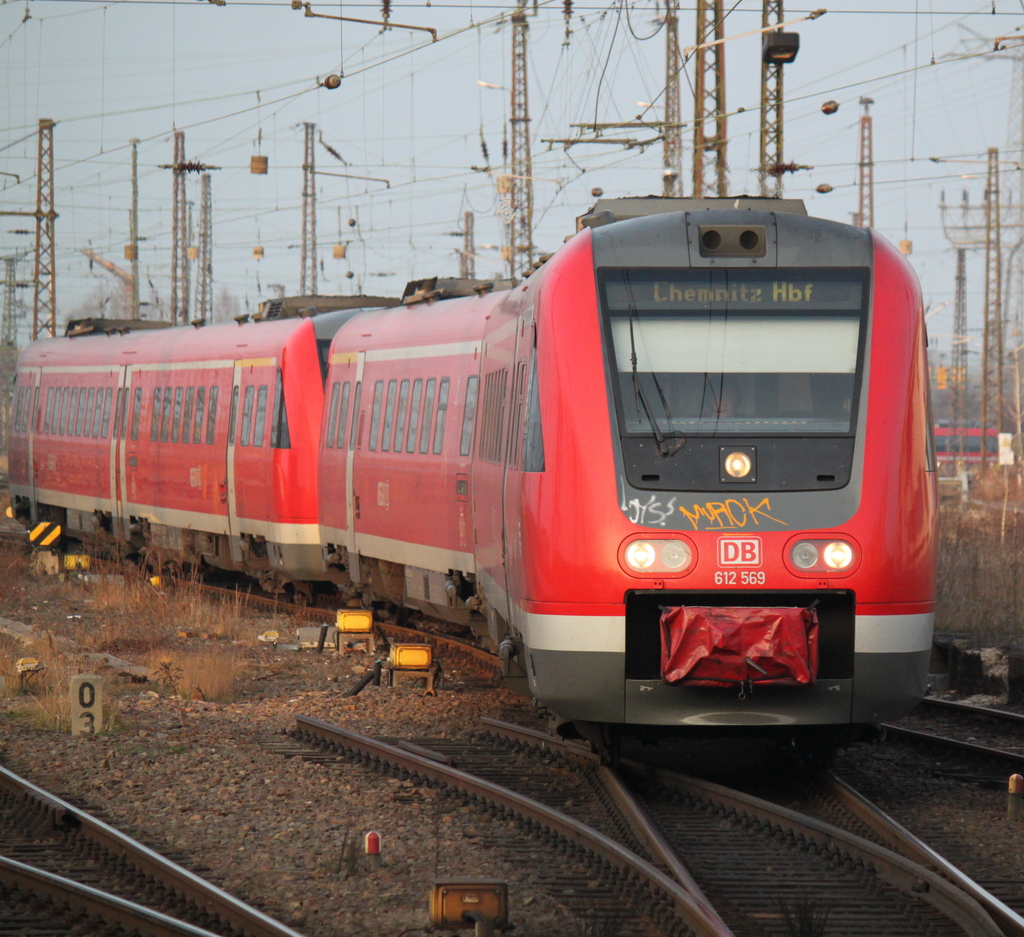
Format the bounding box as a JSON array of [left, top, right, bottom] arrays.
[[479, 717, 729, 931], [919, 696, 1024, 726], [0, 854, 224, 937], [622, 761, 1004, 937], [0, 763, 306, 937], [883, 723, 1024, 768], [293, 714, 735, 937], [823, 772, 1024, 936]]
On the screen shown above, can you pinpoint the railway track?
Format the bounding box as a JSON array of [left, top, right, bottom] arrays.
[[0, 761, 306, 937], [886, 697, 1024, 767], [271, 714, 1018, 937]]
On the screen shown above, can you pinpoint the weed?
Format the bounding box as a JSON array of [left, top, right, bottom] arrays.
[[144, 649, 245, 702], [776, 894, 831, 937]]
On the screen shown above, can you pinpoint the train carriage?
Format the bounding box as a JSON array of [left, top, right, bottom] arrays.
[[9, 196, 936, 752]]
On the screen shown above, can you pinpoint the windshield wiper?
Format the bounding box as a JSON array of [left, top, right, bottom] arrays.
[[625, 296, 685, 458]]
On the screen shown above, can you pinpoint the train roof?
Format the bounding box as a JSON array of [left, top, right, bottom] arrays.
[[578, 195, 808, 229]]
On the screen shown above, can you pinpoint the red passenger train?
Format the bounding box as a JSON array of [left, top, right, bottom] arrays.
[[8, 196, 936, 752]]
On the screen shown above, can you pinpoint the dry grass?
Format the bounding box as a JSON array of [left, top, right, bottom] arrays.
[[17, 653, 121, 733], [144, 647, 247, 702], [937, 493, 1024, 642]]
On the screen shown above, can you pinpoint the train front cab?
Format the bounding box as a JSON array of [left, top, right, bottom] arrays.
[[512, 200, 937, 739]]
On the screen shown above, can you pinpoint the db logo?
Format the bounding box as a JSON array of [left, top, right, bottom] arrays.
[[718, 537, 762, 567]]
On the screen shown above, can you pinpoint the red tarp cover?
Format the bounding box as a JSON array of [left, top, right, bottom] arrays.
[[659, 606, 819, 687]]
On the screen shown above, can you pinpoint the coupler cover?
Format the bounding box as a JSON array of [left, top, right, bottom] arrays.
[[660, 605, 819, 688]]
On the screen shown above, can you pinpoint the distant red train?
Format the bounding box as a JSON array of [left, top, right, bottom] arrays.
[[8, 196, 937, 756]]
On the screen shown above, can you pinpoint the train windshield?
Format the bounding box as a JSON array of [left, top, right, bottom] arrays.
[[599, 268, 868, 437]]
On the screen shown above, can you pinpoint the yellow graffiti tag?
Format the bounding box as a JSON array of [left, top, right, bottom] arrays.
[[678, 497, 788, 531]]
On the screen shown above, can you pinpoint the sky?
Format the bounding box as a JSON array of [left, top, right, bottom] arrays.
[[1, 0, 1023, 376]]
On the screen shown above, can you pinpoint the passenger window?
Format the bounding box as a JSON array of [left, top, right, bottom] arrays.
[[91, 388, 104, 436], [228, 386, 240, 445], [43, 387, 55, 434], [460, 375, 479, 457], [336, 382, 351, 450], [131, 387, 142, 440], [406, 379, 423, 452], [59, 387, 71, 435], [183, 387, 194, 442], [33, 387, 40, 432], [151, 388, 162, 441], [76, 387, 89, 436], [83, 388, 95, 437], [432, 377, 450, 454], [171, 387, 183, 443], [381, 379, 397, 452], [395, 380, 410, 453], [68, 388, 80, 436], [193, 387, 206, 444], [206, 386, 219, 444], [253, 385, 268, 446], [101, 388, 112, 438], [368, 380, 384, 452], [270, 371, 290, 449], [326, 382, 341, 448], [420, 378, 436, 453], [160, 386, 173, 442], [348, 381, 361, 450], [240, 385, 255, 446]]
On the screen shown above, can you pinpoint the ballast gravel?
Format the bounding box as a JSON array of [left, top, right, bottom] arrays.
[[0, 643, 582, 937]]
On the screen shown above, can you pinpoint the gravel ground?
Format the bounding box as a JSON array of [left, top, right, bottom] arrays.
[[0, 561, 584, 937], [4, 551, 1024, 934]]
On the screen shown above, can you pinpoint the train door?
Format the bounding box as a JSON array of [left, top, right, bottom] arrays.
[[501, 308, 537, 641], [345, 351, 365, 557], [225, 362, 242, 562], [112, 366, 132, 539], [470, 310, 520, 627]]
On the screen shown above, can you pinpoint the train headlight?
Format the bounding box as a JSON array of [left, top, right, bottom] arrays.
[[822, 541, 854, 570], [620, 538, 695, 576], [724, 451, 752, 478], [787, 538, 858, 575], [624, 541, 657, 570], [660, 540, 692, 570], [791, 542, 819, 569]]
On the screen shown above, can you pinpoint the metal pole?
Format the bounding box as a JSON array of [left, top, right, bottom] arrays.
[[129, 140, 140, 319], [692, 0, 727, 198], [855, 98, 873, 228], [301, 122, 317, 297], [981, 146, 1004, 472], [662, 0, 682, 197], [171, 130, 186, 325]]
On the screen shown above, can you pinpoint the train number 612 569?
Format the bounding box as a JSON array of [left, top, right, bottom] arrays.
[[714, 570, 766, 585]]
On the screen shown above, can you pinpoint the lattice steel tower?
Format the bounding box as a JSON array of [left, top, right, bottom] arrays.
[[855, 98, 874, 228], [461, 211, 475, 280], [951, 246, 968, 467], [758, 0, 783, 197], [301, 122, 318, 297], [32, 119, 56, 339], [197, 173, 213, 321], [509, 3, 534, 278], [129, 139, 140, 318], [170, 131, 188, 325], [982, 147, 1004, 469], [662, 0, 682, 197], [692, 0, 727, 198]]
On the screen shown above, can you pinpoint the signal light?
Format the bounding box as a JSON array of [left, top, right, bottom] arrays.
[[337, 609, 374, 633], [430, 881, 508, 931], [389, 643, 433, 670]]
